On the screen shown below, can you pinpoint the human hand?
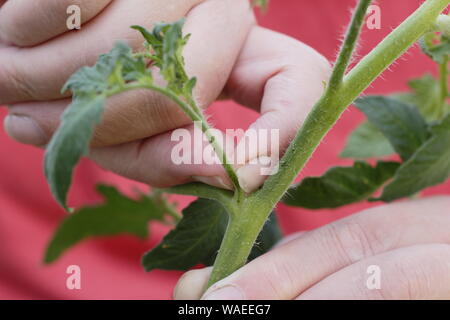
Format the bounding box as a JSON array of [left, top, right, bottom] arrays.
[[2, 1, 330, 192], [174, 196, 450, 300], [1, 0, 253, 147]]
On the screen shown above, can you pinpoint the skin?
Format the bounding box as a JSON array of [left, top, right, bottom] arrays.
[[0, 0, 331, 192], [2, 1, 447, 300], [174, 197, 450, 300]]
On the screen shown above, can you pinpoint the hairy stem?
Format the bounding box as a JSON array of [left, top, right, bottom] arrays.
[[107, 82, 242, 195], [439, 55, 449, 116], [207, 0, 450, 288], [327, 0, 373, 92]]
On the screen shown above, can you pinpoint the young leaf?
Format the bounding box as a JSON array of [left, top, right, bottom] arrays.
[[44, 96, 105, 209], [378, 114, 450, 202], [282, 161, 400, 209], [340, 121, 395, 159], [45, 42, 150, 209], [45, 21, 201, 210], [44, 185, 166, 263], [142, 199, 282, 271], [355, 96, 430, 161]]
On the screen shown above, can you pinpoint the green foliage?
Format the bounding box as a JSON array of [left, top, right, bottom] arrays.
[[420, 32, 450, 64], [44, 185, 166, 263], [341, 121, 395, 159], [354, 96, 430, 161], [282, 161, 400, 209], [45, 21, 197, 210], [142, 198, 282, 271], [379, 113, 450, 201]]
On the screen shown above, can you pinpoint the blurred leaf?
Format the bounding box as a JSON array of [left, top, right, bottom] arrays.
[[393, 74, 449, 122], [419, 33, 450, 64], [142, 199, 282, 271], [282, 161, 400, 209], [379, 114, 450, 202], [355, 96, 429, 161], [45, 185, 166, 263], [341, 121, 395, 159]]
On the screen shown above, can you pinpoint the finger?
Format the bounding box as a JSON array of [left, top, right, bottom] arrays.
[[3, 0, 254, 147], [0, 0, 112, 47], [226, 27, 331, 192], [197, 197, 450, 299], [173, 267, 212, 300], [0, 0, 206, 104], [298, 244, 450, 300], [89, 124, 234, 190]]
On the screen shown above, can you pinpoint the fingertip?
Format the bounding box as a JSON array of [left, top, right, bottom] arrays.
[[173, 267, 212, 300]]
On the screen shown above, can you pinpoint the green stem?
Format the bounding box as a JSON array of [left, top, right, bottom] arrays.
[[327, 0, 373, 93], [439, 54, 448, 116], [207, 0, 450, 288], [106, 82, 242, 194]]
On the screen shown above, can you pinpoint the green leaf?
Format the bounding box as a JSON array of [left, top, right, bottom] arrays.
[[142, 198, 228, 271], [142, 199, 282, 271], [45, 21, 195, 210], [44, 185, 166, 263], [282, 161, 400, 209], [44, 96, 106, 209], [393, 74, 450, 122], [341, 121, 395, 159], [419, 32, 450, 64], [131, 20, 194, 97], [379, 114, 450, 202], [355, 96, 430, 161]]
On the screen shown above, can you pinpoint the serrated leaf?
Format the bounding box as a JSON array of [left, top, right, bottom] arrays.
[[44, 185, 166, 263], [142, 198, 228, 271], [142, 199, 282, 271], [45, 96, 106, 209], [341, 121, 395, 159], [282, 161, 400, 209], [379, 114, 450, 202], [355, 96, 429, 161]]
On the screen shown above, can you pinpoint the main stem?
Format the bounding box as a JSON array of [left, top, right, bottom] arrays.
[[207, 0, 450, 288], [439, 55, 449, 117]]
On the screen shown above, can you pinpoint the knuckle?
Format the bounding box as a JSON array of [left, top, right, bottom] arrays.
[[324, 218, 380, 264]]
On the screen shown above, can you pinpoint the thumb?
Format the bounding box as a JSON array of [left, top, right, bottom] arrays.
[[230, 28, 331, 193], [173, 267, 212, 300]]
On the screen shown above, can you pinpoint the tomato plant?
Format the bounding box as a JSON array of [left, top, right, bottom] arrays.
[[43, 0, 450, 293]]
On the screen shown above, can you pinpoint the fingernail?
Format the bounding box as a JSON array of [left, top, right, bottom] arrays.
[[236, 156, 273, 193], [202, 285, 244, 300], [4, 114, 47, 146], [192, 176, 233, 190]]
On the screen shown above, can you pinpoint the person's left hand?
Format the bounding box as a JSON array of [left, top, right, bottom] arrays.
[[174, 196, 450, 300]]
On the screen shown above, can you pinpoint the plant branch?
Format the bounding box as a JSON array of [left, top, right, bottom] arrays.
[[327, 0, 373, 93], [106, 82, 243, 195], [439, 54, 449, 115], [206, 0, 450, 287]]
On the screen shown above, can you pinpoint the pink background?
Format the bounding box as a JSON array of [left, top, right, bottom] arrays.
[[0, 0, 449, 299]]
